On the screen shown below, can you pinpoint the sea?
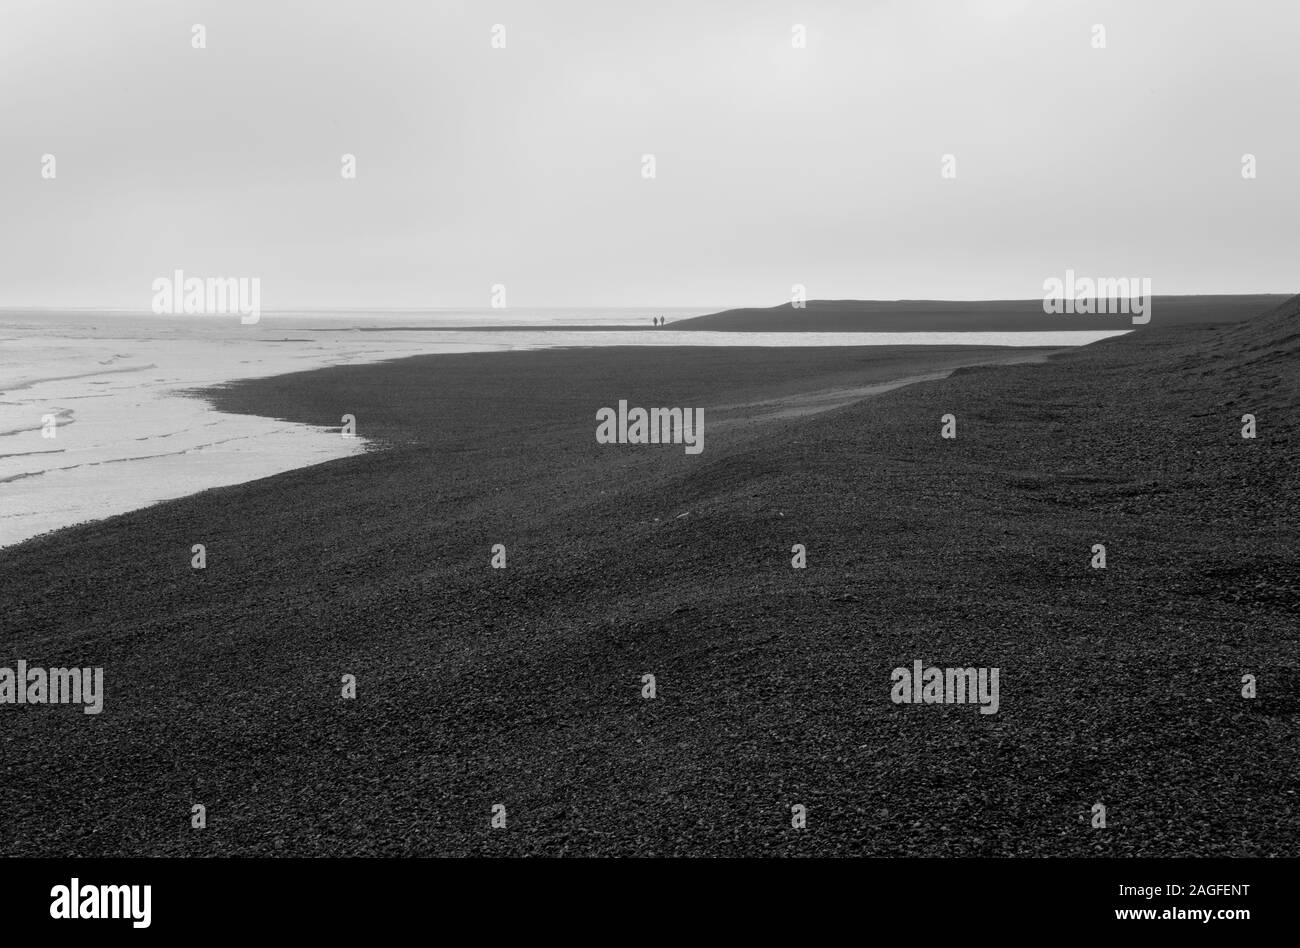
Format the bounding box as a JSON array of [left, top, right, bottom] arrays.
[[0, 308, 1128, 548]]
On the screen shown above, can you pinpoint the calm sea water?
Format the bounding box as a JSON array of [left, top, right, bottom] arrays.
[[0, 309, 1128, 548]]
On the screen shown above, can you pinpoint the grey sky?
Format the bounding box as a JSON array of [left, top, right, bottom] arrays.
[[1, 0, 1296, 310]]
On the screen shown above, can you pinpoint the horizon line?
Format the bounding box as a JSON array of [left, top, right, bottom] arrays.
[[1, 290, 1293, 316]]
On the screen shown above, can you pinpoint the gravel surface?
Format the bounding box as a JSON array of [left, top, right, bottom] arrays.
[[0, 306, 1295, 857]]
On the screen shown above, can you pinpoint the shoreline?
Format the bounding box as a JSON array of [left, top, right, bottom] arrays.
[[1, 343, 1060, 550]]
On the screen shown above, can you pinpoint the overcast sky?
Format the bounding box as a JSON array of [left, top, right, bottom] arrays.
[[1, 0, 1296, 311]]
